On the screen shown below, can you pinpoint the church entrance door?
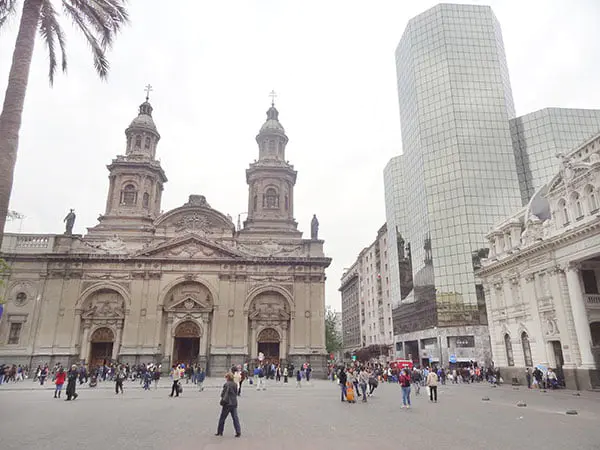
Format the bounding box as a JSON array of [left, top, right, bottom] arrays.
[[89, 327, 114, 368], [257, 328, 281, 364], [172, 321, 201, 365]]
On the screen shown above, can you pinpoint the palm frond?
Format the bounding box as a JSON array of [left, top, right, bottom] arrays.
[[39, 0, 68, 85], [64, 0, 129, 49], [62, 3, 109, 78], [0, 0, 18, 32]]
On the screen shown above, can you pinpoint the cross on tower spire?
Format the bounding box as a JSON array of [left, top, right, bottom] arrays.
[[144, 84, 153, 101], [269, 89, 277, 106]]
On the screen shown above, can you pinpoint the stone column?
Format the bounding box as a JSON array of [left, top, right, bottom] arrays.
[[70, 311, 81, 351], [164, 316, 174, 362], [80, 324, 91, 362], [281, 323, 288, 360], [565, 263, 596, 368], [523, 273, 549, 365], [112, 325, 123, 361], [250, 321, 257, 359]]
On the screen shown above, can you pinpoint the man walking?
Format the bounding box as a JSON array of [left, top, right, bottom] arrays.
[[215, 373, 241, 438], [169, 364, 181, 397], [338, 367, 348, 402], [115, 366, 125, 395], [426, 367, 438, 403]]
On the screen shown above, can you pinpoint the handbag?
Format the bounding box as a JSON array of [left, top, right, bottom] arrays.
[[220, 399, 228, 406]]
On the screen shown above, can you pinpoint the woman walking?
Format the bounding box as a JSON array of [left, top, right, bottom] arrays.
[[399, 368, 411, 409], [169, 365, 181, 397], [65, 365, 79, 401], [215, 373, 241, 438], [54, 368, 66, 398]]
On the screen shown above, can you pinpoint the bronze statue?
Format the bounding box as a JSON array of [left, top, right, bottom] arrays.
[[64, 209, 76, 235], [310, 214, 319, 240]]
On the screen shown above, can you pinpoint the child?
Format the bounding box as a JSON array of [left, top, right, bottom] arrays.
[[296, 369, 302, 388], [54, 368, 66, 398], [345, 381, 356, 403]]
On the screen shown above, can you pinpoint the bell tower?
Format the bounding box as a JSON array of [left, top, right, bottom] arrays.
[[87, 86, 167, 241], [241, 97, 301, 238]]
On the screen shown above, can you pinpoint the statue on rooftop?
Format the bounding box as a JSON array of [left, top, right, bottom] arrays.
[[64, 209, 76, 235]]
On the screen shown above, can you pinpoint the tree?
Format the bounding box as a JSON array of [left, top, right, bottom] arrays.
[[0, 0, 129, 246], [325, 306, 342, 355]]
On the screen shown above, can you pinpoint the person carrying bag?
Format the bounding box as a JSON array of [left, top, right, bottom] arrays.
[[215, 372, 241, 438]]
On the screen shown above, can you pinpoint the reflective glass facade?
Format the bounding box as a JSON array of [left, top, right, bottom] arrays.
[[511, 108, 600, 204], [395, 4, 521, 308], [383, 156, 406, 308]]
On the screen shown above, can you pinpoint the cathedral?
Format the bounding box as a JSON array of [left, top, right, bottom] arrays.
[[0, 96, 331, 376]]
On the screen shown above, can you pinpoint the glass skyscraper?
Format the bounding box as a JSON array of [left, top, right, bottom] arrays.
[[396, 3, 522, 311], [511, 108, 600, 204]]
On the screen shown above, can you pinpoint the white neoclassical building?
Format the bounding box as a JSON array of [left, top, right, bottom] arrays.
[[479, 132, 600, 390]]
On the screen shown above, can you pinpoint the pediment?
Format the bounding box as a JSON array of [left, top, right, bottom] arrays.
[[154, 197, 235, 236], [135, 235, 243, 259], [166, 295, 211, 312]]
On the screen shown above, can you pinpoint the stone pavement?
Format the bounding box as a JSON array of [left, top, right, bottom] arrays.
[[1, 379, 599, 450]]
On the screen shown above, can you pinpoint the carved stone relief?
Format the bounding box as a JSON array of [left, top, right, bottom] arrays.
[[249, 292, 290, 325]]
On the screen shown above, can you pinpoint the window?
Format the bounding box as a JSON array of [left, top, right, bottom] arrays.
[[285, 195, 289, 210], [135, 135, 141, 148], [121, 184, 137, 206], [264, 188, 279, 209], [15, 292, 27, 306], [573, 193, 584, 219], [142, 192, 150, 208], [591, 322, 600, 347], [521, 332, 533, 367], [144, 136, 151, 149], [582, 270, 599, 294], [8, 323, 22, 345], [253, 195, 257, 210], [586, 185, 598, 212], [504, 334, 514, 366], [558, 199, 569, 225]]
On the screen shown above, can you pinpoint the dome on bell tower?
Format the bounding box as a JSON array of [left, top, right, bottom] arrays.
[[125, 86, 161, 160]]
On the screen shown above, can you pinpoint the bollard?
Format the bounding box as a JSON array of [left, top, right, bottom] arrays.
[[517, 401, 527, 407], [566, 410, 578, 415], [481, 397, 490, 401]]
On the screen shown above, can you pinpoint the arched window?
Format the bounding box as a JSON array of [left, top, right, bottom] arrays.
[[521, 332, 532, 367], [264, 188, 279, 209], [572, 193, 583, 219], [135, 135, 141, 148], [558, 199, 569, 225], [591, 322, 600, 347], [585, 185, 598, 213], [504, 334, 514, 366], [121, 184, 137, 206], [285, 195, 289, 210], [142, 192, 150, 208], [144, 136, 151, 149]]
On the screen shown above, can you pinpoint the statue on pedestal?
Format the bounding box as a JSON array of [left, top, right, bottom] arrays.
[[64, 209, 76, 235], [310, 214, 319, 240]]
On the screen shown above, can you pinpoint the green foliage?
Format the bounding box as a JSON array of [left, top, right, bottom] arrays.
[[325, 306, 342, 354]]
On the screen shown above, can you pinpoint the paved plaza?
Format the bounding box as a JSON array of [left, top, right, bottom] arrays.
[[1, 379, 599, 450]]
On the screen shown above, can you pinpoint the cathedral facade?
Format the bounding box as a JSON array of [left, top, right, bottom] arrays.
[[0, 98, 331, 376]]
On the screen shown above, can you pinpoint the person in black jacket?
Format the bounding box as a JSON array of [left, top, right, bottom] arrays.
[[215, 373, 241, 438], [65, 365, 79, 401], [338, 367, 348, 402]]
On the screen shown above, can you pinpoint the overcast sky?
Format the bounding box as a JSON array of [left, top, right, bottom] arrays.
[[1, 0, 600, 310]]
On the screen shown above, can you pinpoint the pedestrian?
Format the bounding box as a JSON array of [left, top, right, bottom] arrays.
[[169, 364, 181, 397], [215, 372, 241, 438], [399, 368, 411, 409], [358, 367, 368, 402], [368, 370, 378, 396], [115, 366, 125, 395], [54, 368, 66, 398], [65, 365, 79, 401], [338, 367, 348, 402], [306, 364, 312, 383], [198, 367, 206, 392], [525, 367, 532, 389], [426, 367, 438, 402], [296, 369, 302, 388], [283, 366, 288, 383], [256, 365, 266, 391]]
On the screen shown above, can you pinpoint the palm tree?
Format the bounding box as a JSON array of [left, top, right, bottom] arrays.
[[0, 0, 129, 246]]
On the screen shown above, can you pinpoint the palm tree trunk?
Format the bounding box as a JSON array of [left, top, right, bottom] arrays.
[[0, 0, 43, 248]]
